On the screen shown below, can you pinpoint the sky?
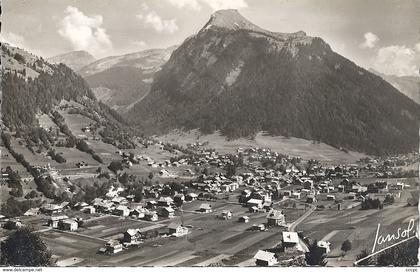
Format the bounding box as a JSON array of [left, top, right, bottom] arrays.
[[2, 0, 420, 77]]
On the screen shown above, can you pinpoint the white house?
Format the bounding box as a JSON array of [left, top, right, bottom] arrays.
[[254, 250, 278, 266]]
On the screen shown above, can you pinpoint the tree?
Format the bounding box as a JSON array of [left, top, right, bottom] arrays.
[[108, 161, 123, 175], [148, 172, 154, 180], [376, 238, 419, 266], [305, 240, 327, 266], [356, 249, 373, 266], [341, 239, 352, 255], [0, 227, 53, 266]]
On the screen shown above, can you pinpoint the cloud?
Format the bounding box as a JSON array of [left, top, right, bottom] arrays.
[[167, 0, 201, 10], [132, 40, 147, 48], [360, 32, 379, 49], [165, 0, 248, 11], [0, 31, 46, 57], [58, 6, 112, 58], [415, 42, 420, 52], [373, 45, 418, 76], [136, 5, 178, 34], [204, 0, 248, 10]]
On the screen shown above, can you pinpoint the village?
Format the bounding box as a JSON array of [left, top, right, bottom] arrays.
[[1, 133, 418, 266]]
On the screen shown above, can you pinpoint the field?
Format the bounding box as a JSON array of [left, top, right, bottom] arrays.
[[156, 130, 366, 164], [297, 185, 419, 266], [26, 198, 293, 267]]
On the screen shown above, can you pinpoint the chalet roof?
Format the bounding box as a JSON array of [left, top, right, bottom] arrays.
[[158, 197, 174, 202], [126, 228, 139, 236], [282, 231, 299, 244], [247, 199, 263, 204], [164, 207, 175, 213], [266, 209, 284, 220], [317, 240, 331, 248], [168, 222, 181, 229], [199, 203, 212, 210]]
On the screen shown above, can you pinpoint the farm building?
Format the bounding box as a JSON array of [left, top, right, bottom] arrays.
[[326, 195, 336, 201], [198, 203, 213, 213], [60, 219, 78, 231], [238, 216, 250, 223], [185, 193, 198, 202], [144, 212, 158, 221], [246, 198, 263, 208], [282, 231, 305, 253], [306, 195, 317, 203], [114, 206, 130, 217], [221, 210, 233, 220], [266, 209, 285, 227], [157, 197, 174, 207], [168, 223, 188, 237], [160, 207, 175, 218], [317, 241, 331, 254], [123, 229, 141, 244], [106, 239, 123, 254]]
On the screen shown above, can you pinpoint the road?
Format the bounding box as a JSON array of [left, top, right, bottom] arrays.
[[288, 200, 316, 232]]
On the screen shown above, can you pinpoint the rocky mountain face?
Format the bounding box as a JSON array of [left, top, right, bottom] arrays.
[[127, 9, 420, 155], [369, 69, 420, 105], [47, 50, 96, 71], [79, 47, 175, 112]]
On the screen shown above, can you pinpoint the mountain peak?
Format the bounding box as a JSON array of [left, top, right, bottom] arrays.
[[202, 9, 263, 32], [48, 50, 96, 71]]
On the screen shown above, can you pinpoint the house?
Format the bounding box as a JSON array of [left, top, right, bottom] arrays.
[[291, 192, 301, 199], [168, 223, 188, 237], [266, 209, 285, 227], [263, 201, 273, 212], [306, 195, 317, 203], [24, 208, 40, 216], [348, 192, 356, 200], [157, 197, 174, 207], [146, 200, 158, 209], [130, 209, 145, 219], [221, 210, 232, 220], [249, 206, 260, 213], [238, 216, 250, 223], [114, 205, 130, 217], [326, 195, 336, 201], [144, 212, 158, 222], [59, 219, 78, 231], [106, 239, 123, 254], [41, 204, 63, 215], [246, 199, 263, 208], [254, 250, 278, 266], [82, 206, 96, 214], [74, 202, 89, 210], [317, 240, 331, 254], [337, 185, 345, 193], [123, 229, 141, 244], [282, 231, 304, 253], [198, 203, 213, 213], [160, 207, 175, 218], [3, 219, 22, 229], [185, 193, 198, 202], [48, 215, 69, 228], [303, 180, 314, 189], [174, 194, 185, 204]]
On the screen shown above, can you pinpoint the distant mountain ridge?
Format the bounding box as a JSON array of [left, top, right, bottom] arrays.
[[79, 46, 176, 112], [47, 50, 96, 71], [369, 69, 420, 105], [126, 9, 420, 155]]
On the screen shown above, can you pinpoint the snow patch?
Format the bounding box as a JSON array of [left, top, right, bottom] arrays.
[[225, 61, 244, 87]]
